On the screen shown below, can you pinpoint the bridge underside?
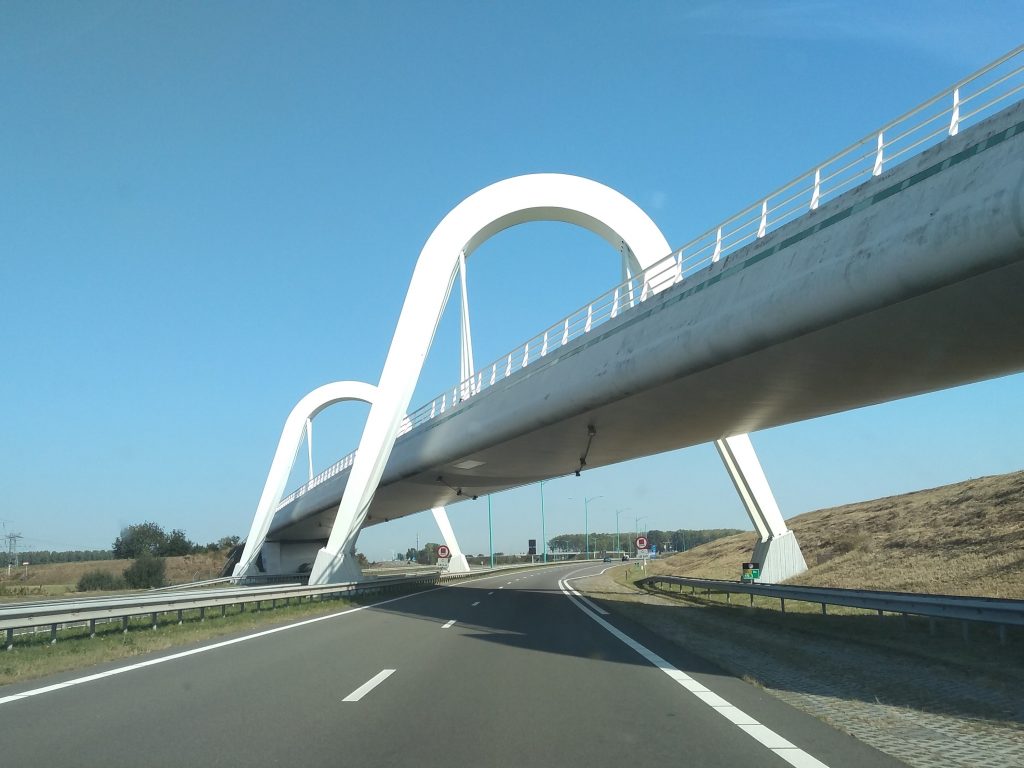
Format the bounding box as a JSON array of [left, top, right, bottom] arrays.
[[267, 101, 1024, 555]]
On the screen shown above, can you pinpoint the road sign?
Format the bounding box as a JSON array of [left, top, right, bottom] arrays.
[[635, 536, 648, 550], [437, 545, 450, 558]]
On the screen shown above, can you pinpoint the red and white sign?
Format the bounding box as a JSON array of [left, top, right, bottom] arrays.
[[635, 536, 649, 550], [437, 545, 451, 558]]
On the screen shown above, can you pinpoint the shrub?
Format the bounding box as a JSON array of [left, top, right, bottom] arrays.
[[77, 570, 126, 592], [123, 552, 166, 589]]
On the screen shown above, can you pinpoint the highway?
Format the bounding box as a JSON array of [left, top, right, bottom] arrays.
[[0, 563, 902, 767]]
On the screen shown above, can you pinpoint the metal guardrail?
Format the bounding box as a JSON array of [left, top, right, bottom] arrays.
[[638, 575, 1024, 632], [0, 573, 439, 649], [277, 46, 1024, 510]]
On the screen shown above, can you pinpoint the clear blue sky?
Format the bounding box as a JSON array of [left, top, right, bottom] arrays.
[[2, 2, 1022, 561]]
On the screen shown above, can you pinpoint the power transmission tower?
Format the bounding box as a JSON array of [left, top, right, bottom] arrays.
[[4, 531, 22, 576]]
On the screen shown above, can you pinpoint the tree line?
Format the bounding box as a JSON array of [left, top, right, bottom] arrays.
[[547, 528, 742, 554], [112, 522, 239, 559]]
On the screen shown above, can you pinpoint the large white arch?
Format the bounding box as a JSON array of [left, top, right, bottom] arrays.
[[308, 174, 676, 583]]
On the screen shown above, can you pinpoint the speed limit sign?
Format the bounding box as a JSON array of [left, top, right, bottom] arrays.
[[635, 536, 648, 550], [437, 545, 451, 558]]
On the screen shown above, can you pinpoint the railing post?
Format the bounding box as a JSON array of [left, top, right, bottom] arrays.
[[490, 363, 497, 385], [949, 87, 960, 136], [757, 200, 768, 238], [585, 305, 593, 333], [541, 330, 548, 357], [522, 342, 530, 367], [505, 353, 512, 377], [562, 319, 569, 346], [810, 168, 821, 210], [712, 227, 722, 262], [611, 288, 619, 318], [873, 131, 884, 176]]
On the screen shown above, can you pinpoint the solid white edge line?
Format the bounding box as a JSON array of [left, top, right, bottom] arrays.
[[342, 668, 396, 702], [556, 572, 832, 768], [0, 586, 441, 707], [557, 579, 609, 616], [441, 619, 456, 629]]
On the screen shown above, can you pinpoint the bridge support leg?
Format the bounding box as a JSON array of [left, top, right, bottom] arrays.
[[431, 506, 471, 574], [714, 434, 807, 583]]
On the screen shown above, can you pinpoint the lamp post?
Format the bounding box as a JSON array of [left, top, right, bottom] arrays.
[[615, 508, 630, 555], [488, 495, 494, 569], [539, 479, 549, 563], [634, 515, 648, 554], [585, 496, 603, 559]]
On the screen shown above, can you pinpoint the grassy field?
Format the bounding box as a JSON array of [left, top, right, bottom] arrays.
[[648, 468, 1024, 598], [0, 550, 230, 602]]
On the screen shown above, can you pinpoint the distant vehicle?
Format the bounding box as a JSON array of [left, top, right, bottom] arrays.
[[602, 556, 612, 562], [621, 555, 629, 561]]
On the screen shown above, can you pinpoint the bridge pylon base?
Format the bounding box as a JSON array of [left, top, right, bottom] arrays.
[[444, 554, 471, 574], [308, 547, 364, 585], [752, 530, 807, 584]]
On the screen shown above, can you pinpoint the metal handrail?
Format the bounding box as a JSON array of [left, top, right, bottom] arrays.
[[276, 46, 1024, 508], [639, 575, 1024, 627]]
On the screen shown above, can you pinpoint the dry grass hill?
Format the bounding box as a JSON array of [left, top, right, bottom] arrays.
[[648, 469, 1024, 598]]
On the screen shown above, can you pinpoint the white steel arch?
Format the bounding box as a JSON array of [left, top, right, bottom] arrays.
[[233, 380, 378, 579], [307, 174, 677, 583]]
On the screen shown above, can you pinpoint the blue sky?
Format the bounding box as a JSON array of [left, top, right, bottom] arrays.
[[2, 1, 1022, 561]]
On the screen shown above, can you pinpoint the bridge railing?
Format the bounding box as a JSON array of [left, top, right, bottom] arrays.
[[277, 45, 1024, 509]]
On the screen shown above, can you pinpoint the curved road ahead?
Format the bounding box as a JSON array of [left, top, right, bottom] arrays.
[[1, 563, 901, 767]]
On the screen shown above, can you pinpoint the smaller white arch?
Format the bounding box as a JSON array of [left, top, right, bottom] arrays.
[[233, 381, 377, 579]]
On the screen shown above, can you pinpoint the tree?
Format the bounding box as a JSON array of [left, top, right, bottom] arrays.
[[405, 547, 418, 562], [113, 522, 168, 559], [161, 528, 194, 556]]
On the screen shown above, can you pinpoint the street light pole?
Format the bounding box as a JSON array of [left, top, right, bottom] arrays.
[[615, 508, 630, 555], [488, 494, 494, 569], [585, 496, 603, 559], [539, 479, 549, 564]]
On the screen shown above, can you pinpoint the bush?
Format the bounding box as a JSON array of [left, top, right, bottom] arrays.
[[123, 552, 166, 589], [77, 570, 126, 592]]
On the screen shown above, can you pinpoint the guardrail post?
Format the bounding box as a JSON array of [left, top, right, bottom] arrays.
[[177, 610, 183, 625], [199, 607, 206, 622], [5, 628, 12, 650], [50, 623, 58, 644], [122, 616, 129, 633], [89, 618, 97, 638], [749, 593, 754, 607], [221, 605, 227, 618], [780, 598, 786, 614], [150, 612, 158, 630], [821, 603, 826, 615]]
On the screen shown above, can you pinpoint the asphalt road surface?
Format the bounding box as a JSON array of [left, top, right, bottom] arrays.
[[0, 563, 904, 767]]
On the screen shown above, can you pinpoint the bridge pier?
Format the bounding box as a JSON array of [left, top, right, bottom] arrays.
[[431, 506, 471, 573], [715, 434, 807, 583]]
